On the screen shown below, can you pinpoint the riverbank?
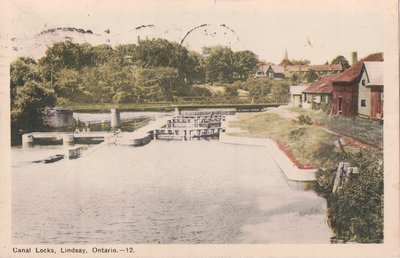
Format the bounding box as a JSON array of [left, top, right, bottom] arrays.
[[219, 130, 317, 184], [227, 106, 382, 168], [226, 106, 383, 243]]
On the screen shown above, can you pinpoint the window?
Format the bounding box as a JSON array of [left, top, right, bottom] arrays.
[[361, 79, 366, 86], [361, 99, 366, 107]]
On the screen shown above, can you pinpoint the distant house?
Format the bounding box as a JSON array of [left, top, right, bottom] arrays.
[[254, 63, 270, 78], [302, 74, 336, 111], [358, 61, 384, 119], [266, 65, 285, 79], [310, 64, 343, 76], [284, 64, 343, 79], [289, 85, 307, 108], [332, 53, 383, 117]]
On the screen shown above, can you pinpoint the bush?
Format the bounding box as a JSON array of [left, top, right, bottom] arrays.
[[315, 149, 384, 243], [296, 114, 313, 125]]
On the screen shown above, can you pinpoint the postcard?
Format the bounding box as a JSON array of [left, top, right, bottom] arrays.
[[0, 0, 398, 257]]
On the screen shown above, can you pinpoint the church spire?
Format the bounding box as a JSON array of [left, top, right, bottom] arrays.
[[284, 49, 289, 61]]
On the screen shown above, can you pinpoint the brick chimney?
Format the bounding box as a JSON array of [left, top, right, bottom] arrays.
[[351, 51, 358, 65]]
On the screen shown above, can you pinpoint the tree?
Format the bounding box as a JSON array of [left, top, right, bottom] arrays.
[[54, 68, 82, 104], [233, 50, 258, 80], [11, 81, 56, 133], [280, 59, 310, 66], [243, 78, 271, 103], [203, 46, 235, 83], [187, 51, 206, 84], [134, 67, 183, 101], [38, 41, 93, 87], [134, 38, 199, 86], [91, 44, 114, 66], [223, 84, 239, 97], [304, 70, 318, 83], [331, 55, 350, 69], [270, 80, 290, 102], [10, 57, 40, 101], [111, 44, 137, 66]]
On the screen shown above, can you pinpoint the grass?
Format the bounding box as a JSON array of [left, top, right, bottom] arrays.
[[229, 112, 337, 167], [288, 108, 383, 149]]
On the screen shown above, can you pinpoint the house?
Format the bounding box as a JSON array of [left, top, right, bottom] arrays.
[[289, 85, 308, 107], [266, 65, 285, 79], [284, 64, 343, 79], [331, 53, 383, 117], [358, 61, 384, 119], [254, 62, 270, 78], [302, 74, 336, 111], [310, 64, 343, 76]]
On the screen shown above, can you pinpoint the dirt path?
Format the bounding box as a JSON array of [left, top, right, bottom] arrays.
[[266, 105, 382, 152]]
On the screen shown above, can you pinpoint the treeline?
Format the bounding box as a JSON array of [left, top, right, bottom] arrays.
[[10, 39, 263, 139], [11, 39, 259, 106]]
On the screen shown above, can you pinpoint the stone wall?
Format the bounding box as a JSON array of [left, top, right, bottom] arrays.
[[42, 108, 74, 128]]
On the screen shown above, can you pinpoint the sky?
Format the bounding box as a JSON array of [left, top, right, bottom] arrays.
[[2, 0, 385, 64]]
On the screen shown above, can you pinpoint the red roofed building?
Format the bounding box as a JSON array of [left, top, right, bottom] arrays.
[[302, 74, 336, 111], [331, 53, 384, 117]]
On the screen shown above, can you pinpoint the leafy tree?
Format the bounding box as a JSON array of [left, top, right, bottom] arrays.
[[233, 50, 258, 80], [91, 44, 114, 66], [79, 63, 137, 103], [243, 78, 271, 103], [187, 51, 206, 84], [10, 57, 40, 101], [38, 41, 94, 87], [270, 80, 290, 102], [331, 55, 350, 69], [11, 81, 56, 133], [111, 44, 137, 66], [280, 59, 310, 66], [135, 39, 191, 80], [79, 65, 114, 103], [134, 67, 183, 101], [304, 70, 318, 83], [203, 46, 235, 83], [54, 68, 82, 104], [223, 84, 239, 97], [189, 86, 212, 97]]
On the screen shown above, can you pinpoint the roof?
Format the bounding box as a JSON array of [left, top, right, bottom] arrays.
[[269, 65, 285, 74], [284, 64, 342, 73], [333, 53, 383, 84], [285, 65, 310, 72], [363, 61, 383, 86], [290, 85, 308, 95], [256, 63, 270, 73], [303, 74, 336, 94], [311, 64, 342, 71]]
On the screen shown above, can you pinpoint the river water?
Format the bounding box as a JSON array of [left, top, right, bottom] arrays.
[[12, 141, 331, 244]]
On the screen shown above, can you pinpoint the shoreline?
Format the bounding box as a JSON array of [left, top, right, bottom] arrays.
[[219, 116, 317, 183]]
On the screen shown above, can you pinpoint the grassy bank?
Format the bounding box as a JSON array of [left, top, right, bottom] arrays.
[[289, 108, 383, 149], [229, 112, 337, 167], [229, 110, 383, 243]]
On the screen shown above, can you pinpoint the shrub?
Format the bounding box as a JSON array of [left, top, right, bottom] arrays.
[[296, 114, 313, 125], [315, 149, 384, 243]]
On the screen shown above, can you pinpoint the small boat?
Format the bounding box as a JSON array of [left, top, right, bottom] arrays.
[[44, 154, 65, 164]]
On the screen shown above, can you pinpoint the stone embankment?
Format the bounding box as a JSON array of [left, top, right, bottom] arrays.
[[220, 115, 317, 183]]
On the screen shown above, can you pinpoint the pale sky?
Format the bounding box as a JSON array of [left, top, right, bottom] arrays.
[[3, 0, 385, 64]]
